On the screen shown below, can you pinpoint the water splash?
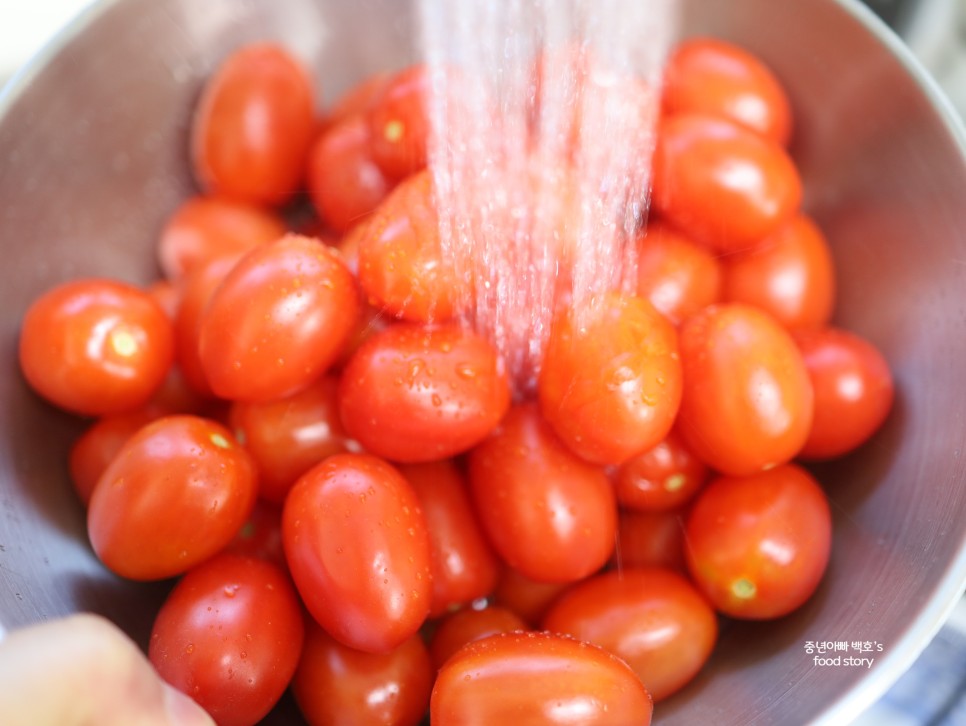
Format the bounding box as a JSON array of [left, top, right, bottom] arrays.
[[418, 0, 677, 394]]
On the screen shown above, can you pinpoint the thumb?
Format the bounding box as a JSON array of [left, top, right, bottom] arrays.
[[0, 613, 214, 726]]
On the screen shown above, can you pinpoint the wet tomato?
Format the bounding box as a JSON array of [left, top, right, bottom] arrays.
[[19, 279, 174, 416], [613, 428, 709, 512], [677, 303, 813, 475], [431, 631, 653, 725], [149, 554, 304, 726], [429, 606, 529, 669], [282, 453, 433, 653], [87, 415, 257, 580], [198, 234, 360, 402], [338, 322, 511, 463], [685, 464, 832, 619]]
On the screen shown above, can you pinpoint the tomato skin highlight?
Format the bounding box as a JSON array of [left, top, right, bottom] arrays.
[[149, 554, 304, 726], [292, 621, 433, 726], [538, 293, 683, 466], [543, 567, 717, 702], [191, 43, 316, 206], [339, 322, 511, 463], [198, 234, 360, 402], [431, 631, 653, 725], [677, 302, 813, 475], [652, 114, 802, 254], [87, 415, 257, 580], [282, 453, 433, 654], [685, 464, 832, 619], [794, 327, 894, 459], [468, 403, 617, 584], [19, 278, 174, 416]]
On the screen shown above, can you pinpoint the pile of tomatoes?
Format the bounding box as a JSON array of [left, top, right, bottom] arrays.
[[18, 35, 894, 726]]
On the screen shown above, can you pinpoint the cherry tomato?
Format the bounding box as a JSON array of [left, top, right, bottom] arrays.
[[69, 408, 160, 506], [87, 415, 257, 580], [306, 114, 392, 234], [173, 254, 244, 399], [635, 220, 723, 326], [229, 374, 353, 504], [538, 293, 682, 465], [677, 303, 813, 475], [398, 460, 500, 617], [357, 170, 464, 322], [794, 327, 894, 459], [612, 508, 687, 573], [282, 453, 433, 653], [322, 72, 390, 129], [685, 464, 832, 619], [429, 606, 528, 670], [292, 620, 433, 726], [338, 322, 511, 463], [613, 428, 708, 511], [431, 631, 653, 725], [199, 234, 360, 402], [723, 213, 836, 330], [468, 403, 617, 584], [157, 195, 287, 281], [544, 567, 717, 702], [491, 566, 571, 627], [146, 278, 181, 320], [367, 65, 430, 180], [652, 114, 802, 254], [19, 279, 174, 416], [191, 44, 316, 206], [662, 37, 793, 146], [149, 554, 304, 726]]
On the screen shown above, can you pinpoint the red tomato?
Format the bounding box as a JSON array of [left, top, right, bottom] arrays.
[[306, 114, 392, 234], [723, 213, 836, 330], [199, 234, 360, 402], [431, 631, 653, 725], [635, 221, 724, 326], [173, 254, 244, 399], [292, 620, 433, 726], [613, 508, 688, 573], [19, 279, 174, 416], [323, 72, 390, 129], [398, 460, 500, 617], [338, 322, 511, 463], [146, 279, 181, 320], [685, 464, 832, 619], [69, 408, 160, 506], [662, 37, 793, 146], [367, 65, 430, 180], [613, 428, 708, 511], [191, 44, 316, 206], [467, 403, 617, 584], [429, 606, 529, 670], [157, 195, 287, 281], [357, 170, 464, 322], [677, 303, 813, 475], [87, 415, 256, 580], [652, 114, 802, 254], [491, 566, 570, 627], [228, 374, 353, 504], [538, 293, 682, 465], [794, 327, 894, 459], [544, 567, 717, 702], [282, 453, 433, 653], [149, 554, 304, 726]]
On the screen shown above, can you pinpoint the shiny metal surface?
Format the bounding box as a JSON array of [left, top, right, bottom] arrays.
[[0, 0, 964, 724]]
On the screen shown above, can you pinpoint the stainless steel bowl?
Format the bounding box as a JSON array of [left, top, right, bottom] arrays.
[[1, 0, 964, 723]]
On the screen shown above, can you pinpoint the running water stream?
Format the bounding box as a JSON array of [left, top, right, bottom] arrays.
[[417, 0, 678, 394]]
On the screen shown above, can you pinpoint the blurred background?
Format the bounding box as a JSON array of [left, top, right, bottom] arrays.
[[0, 0, 964, 724]]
